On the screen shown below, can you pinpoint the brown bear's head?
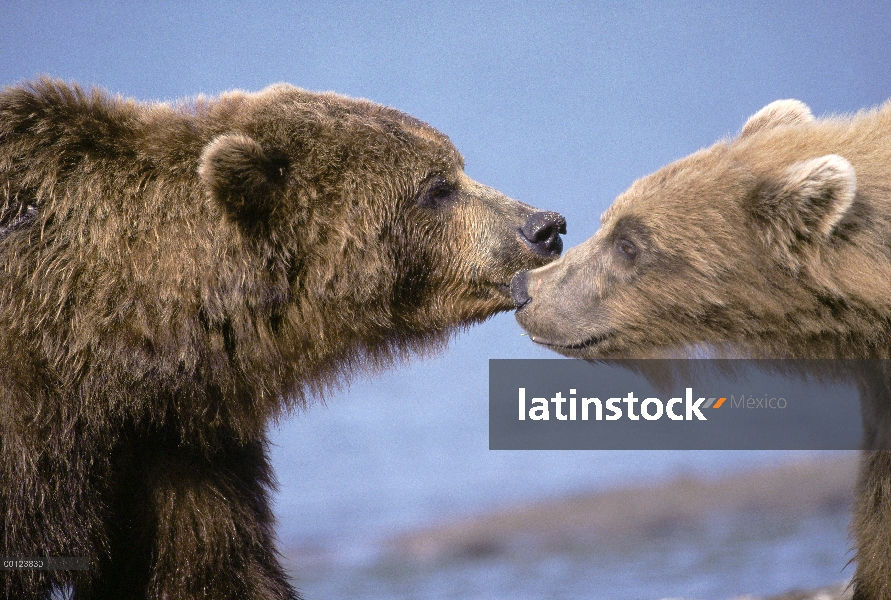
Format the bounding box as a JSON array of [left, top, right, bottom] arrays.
[[511, 99, 879, 359], [196, 84, 564, 378]]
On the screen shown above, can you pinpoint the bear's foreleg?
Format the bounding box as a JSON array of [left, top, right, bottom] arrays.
[[148, 437, 297, 600], [82, 433, 299, 600]]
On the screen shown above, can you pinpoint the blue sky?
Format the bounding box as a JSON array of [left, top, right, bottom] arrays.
[[3, 0, 890, 567], [5, 2, 889, 243]]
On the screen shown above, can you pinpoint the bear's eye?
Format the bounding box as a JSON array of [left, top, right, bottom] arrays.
[[616, 238, 638, 260], [419, 178, 456, 208]]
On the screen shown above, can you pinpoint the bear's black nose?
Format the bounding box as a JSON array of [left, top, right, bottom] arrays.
[[510, 271, 531, 309], [520, 211, 566, 256]]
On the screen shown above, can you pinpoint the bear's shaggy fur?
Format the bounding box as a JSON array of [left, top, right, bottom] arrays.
[[0, 78, 563, 599], [512, 99, 891, 599]]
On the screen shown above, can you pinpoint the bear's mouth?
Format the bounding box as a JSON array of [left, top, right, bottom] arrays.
[[530, 331, 614, 353], [458, 280, 517, 314], [489, 281, 516, 308]]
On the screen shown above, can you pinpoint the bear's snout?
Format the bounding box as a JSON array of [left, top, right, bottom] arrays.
[[519, 211, 566, 257]]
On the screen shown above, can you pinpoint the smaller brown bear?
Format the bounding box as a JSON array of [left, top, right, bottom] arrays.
[[0, 79, 565, 600], [511, 98, 891, 600]]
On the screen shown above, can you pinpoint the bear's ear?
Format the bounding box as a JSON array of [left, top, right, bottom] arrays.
[[752, 154, 856, 268], [740, 99, 814, 138], [199, 134, 289, 226]]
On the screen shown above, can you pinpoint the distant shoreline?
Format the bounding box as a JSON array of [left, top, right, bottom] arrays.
[[283, 454, 858, 598], [387, 454, 858, 566]]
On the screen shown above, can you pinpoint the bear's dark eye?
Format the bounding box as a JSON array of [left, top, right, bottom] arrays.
[[419, 178, 456, 208], [616, 238, 638, 260]]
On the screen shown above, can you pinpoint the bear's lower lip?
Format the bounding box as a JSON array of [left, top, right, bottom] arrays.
[[514, 298, 531, 312], [531, 331, 613, 351]]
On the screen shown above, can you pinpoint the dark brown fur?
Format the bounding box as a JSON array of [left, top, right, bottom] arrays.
[[513, 99, 891, 599], [0, 78, 561, 599]]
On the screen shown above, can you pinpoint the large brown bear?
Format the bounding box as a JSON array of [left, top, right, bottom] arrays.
[[511, 98, 891, 599], [0, 78, 565, 599]]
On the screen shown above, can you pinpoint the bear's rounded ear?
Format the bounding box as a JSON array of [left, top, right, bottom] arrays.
[[198, 133, 289, 226], [752, 154, 856, 269], [740, 99, 814, 138]]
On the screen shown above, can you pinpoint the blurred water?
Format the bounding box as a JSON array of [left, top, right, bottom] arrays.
[[288, 511, 851, 600], [268, 319, 855, 599]]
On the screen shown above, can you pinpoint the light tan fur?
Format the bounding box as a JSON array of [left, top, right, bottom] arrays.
[[514, 99, 891, 599]]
